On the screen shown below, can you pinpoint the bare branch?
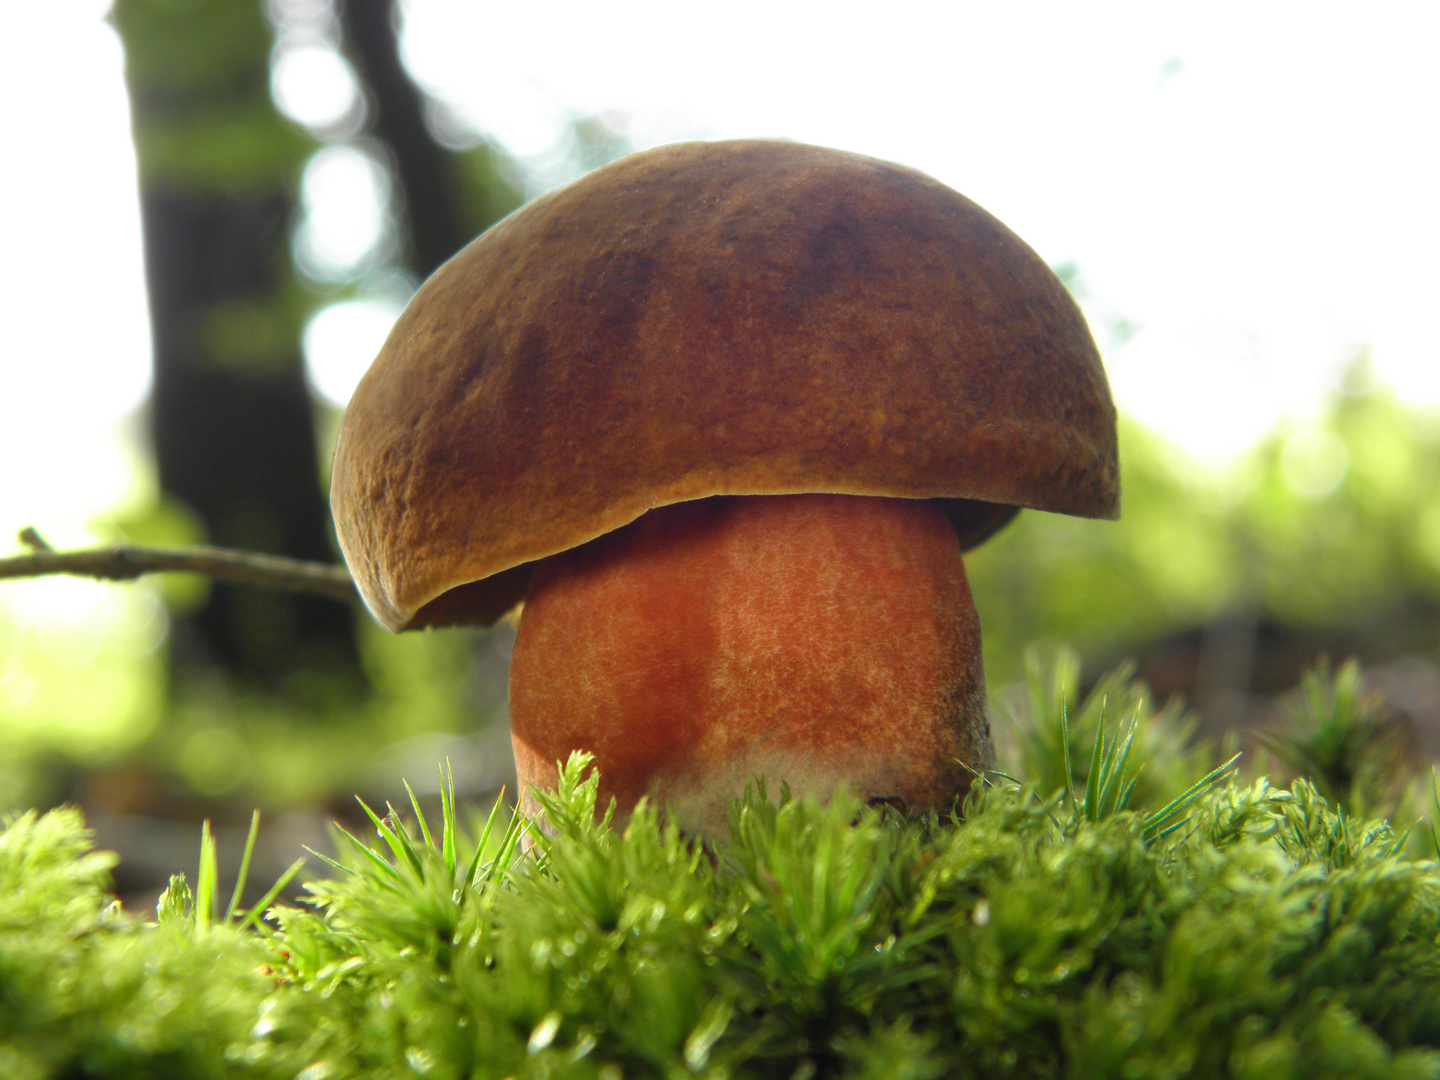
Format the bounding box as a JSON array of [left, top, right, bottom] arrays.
[[2, 529, 358, 604], [18, 527, 53, 552]]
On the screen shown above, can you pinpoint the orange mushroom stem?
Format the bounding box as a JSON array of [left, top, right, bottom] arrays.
[[508, 493, 991, 834]]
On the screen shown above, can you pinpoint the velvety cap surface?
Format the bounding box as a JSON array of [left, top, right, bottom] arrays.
[[331, 139, 1118, 630]]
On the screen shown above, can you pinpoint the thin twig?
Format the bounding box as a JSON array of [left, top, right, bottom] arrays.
[[18, 526, 53, 552], [1, 528, 358, 603]]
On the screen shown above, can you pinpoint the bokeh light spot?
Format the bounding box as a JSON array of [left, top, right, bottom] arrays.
[[304, 296, 406, 407], [293, 144, 393, 281], [271, 43, 364, 136]]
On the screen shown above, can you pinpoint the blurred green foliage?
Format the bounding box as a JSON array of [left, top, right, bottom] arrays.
[[0, 587, 167, 805], [969, 368, 1440, 686], [150, 617, 496, 805], [0, 575, 499, 810]]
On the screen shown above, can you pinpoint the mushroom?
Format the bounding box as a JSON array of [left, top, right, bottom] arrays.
[[330, 139, 1118, 836]]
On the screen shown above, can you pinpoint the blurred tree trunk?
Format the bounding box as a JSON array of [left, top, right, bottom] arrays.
[[334, 0, 522, 276], [335, 0, 469, 276], [113, 0, 361, 688]]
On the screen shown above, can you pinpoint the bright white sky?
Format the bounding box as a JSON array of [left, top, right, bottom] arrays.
[[3, 0, 1439, 566]]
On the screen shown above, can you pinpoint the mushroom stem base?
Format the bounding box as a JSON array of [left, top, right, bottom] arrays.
[[508, 493, 993, 837]]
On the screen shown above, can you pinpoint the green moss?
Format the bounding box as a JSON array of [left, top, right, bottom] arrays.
[[0, 810, 285, 1079]]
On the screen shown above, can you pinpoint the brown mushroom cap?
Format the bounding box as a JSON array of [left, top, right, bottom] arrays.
[[331, 139, 1118, 632]]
